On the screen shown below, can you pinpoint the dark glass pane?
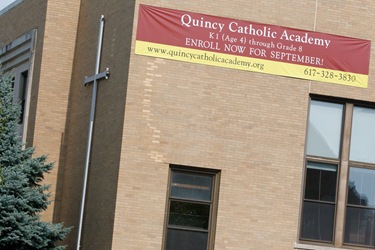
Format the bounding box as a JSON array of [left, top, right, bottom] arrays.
[[320, 169, 337, 202], [301, 201, 335, 242], [344, 207, 375, 247], [347, 167, 375, 207], [171, 172, 212, 201], [19, 70, 28, 124], [305, 168, 320, 200], [169, 201, 210, 229], [305, 162, 337, 202], [166, 228, 208, 250]]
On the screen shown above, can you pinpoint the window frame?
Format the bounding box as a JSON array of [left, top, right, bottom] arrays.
[[300, 98, 345, 244], [163, 164, 220, 250], [300, 97, 375, 249], [344, 105, 375, 248], [8, 65, 30, 142], [300, 160, 339, 243]]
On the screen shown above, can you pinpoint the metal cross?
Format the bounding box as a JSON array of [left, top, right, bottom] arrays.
[[77, 15, 110, 250]]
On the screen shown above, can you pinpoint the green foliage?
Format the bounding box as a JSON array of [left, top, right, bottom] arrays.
[[0, 73, 70, 249]]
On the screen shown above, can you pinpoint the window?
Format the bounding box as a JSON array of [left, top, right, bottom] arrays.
[[164, 165, 220, 250], [18, 70, 28, 124], [12, 70, 29, 138], [344, 106, 375, 247], [7, 69, 29, 138], [301, 162, 337, 241], [301, 100, 343, 243], [300, 99, 375, 248]]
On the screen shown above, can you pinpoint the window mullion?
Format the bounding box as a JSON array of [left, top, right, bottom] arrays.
[[334, 103, 353, 247]]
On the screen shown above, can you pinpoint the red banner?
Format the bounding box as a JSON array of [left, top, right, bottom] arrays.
[[135, 4, 371, 87]]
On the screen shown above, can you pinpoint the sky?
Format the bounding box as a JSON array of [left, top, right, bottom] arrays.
[[0, 0, 17, 11]]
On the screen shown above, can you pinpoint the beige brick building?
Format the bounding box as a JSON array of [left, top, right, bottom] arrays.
[[1, 1, 375, 250]]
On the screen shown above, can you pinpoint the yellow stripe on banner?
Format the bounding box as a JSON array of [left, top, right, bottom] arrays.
[[135, 41, 368, 88]]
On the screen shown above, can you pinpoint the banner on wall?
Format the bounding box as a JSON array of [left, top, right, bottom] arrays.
[[135, 4, 371, 88]]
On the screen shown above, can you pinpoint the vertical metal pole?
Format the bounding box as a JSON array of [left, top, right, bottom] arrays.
[[76, 15, 105, 250]]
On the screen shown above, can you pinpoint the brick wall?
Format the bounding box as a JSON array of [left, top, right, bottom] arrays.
[[59, 0, 135, 248], [112, 0, 375, 249], [3, 0, 375, 249]]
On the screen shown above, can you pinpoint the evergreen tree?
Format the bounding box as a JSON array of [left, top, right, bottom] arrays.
[[0, 73, 70, 249]]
